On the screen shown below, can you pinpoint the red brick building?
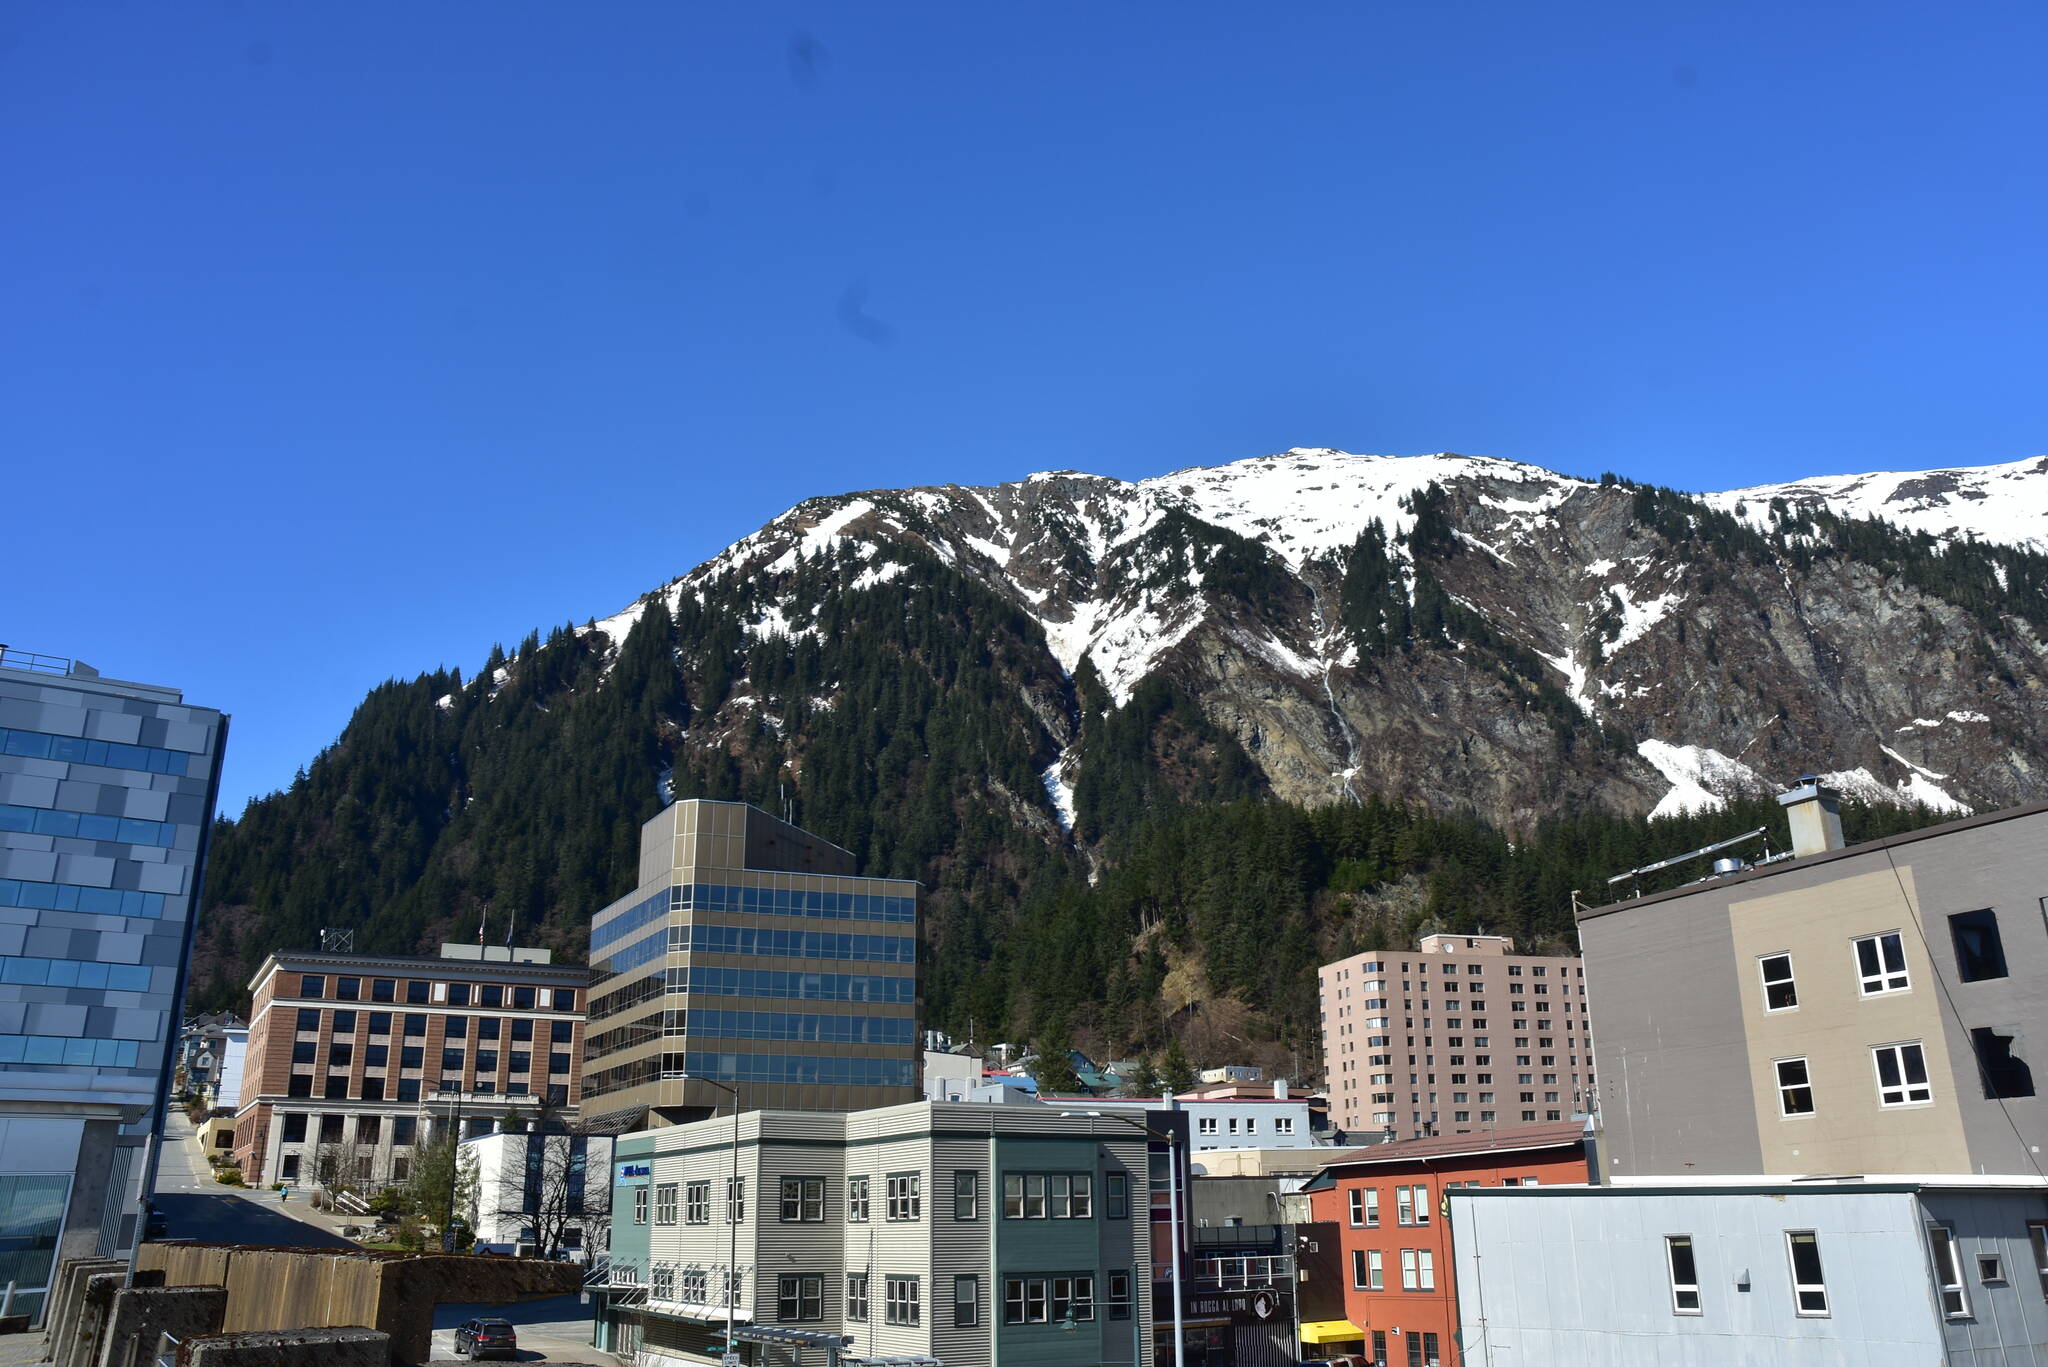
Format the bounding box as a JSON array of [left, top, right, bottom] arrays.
[[1302, 1122, 1588, 1367], [231, 944, 590, 1188]]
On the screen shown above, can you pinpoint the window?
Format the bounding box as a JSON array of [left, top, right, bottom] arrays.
[[1396, 1186, 1413, 1225], [633, 1188, 649, 1225], [480, 985, 504, 1009], [847, 1176, 870, 1222], [1665, 1236, 1701, 1314], [331, 1010, 357, 1035], [1786, 1230, 1828, 1315], [1401, 1249, 1431, 1290], [514, 986, 536, 1009], [404, 1014, 427, 1037], [1362, 1250, 1383, 1289], [1978, 1254, 2005, 1285], [653, 1183, 677, 1225], [777, 1274, 823, 1322], [281, 1154, 301, 1179], [445, 1016, 469, 1039], [1971, 1027, 2036, 1098], [299, 975, 325, 999], [370, 978, 395, 1002], [551, 1020, 573, 1043], [512, 1019, 534, 1041], [1759, 954, 1798, 1011], [1776, 1057, 1816, 1116], [1928, 1224, 1969, 1318], [2030, 1222, 2048, 1298], [328, 1043, 353, 1067], [686, 1181, 710, 1224], [1107, 1271, 1132, 1320], [847, 1274, 869, 1322], [368, 1012, 391, 1036], [1874, 1042, 1933, 1106], [888, 1172, 921, 1220], [1275, 1117, 1294, 1135], [448, 983, 471, 1006], [335, 977, 360, 1001], [295, 1008, 320, 1032], [400, 1046, 424, 1069], [1351, 1250, 1368, 1289], [1107, 1172, 1129, 1219], [885, 1276, 920, 1326], [780, 1176, 825, 1222], [1005, 1279, 1044, 1325], [954, 1275, 979, 1327], [1854, 932, 1910, 995], [281, 1113, 307, 1142], [1053, 1276, 1094, 1323], [406, 981, 430, 1004], [554, 988, 577, 1010], [291, 1041, 316, 1065], [1950, 910, 2008, 981], [477, 1018, 501, 1040], [392, 1116, 416, 1145], [727, 1176, 746, 1222], [954, 1170, 979, 1220]]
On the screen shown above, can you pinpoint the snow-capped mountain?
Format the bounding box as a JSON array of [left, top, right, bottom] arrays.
[[583, 447, 2048, 829], [1702, 455, 2048, 554]]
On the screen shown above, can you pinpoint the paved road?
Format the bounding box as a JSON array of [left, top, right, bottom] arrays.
[[151, 1109, 356, 1248], [429, 1294, 619, 1365]]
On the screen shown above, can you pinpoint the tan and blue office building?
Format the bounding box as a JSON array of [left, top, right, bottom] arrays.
[[582, 801, 922, 1131]]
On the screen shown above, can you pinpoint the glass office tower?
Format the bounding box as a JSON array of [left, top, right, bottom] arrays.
[[0, 648, 227, 1318], [582, 800, 921, 1131]]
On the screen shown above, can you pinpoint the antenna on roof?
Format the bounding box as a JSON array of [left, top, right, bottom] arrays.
[[1603, 827, 1769, 899], [319, 927, 355, 954]]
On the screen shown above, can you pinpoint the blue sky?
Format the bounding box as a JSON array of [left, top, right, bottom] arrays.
[[4, 2, 2042, 812]]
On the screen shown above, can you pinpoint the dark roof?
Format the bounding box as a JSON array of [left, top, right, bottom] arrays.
[[1315, 1120, 1587, 1172], [1578, 799, 2048, 923]]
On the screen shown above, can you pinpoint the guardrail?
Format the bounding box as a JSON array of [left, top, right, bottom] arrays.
[[0, 647, 71, 675]]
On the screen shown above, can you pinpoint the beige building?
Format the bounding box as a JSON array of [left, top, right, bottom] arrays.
[[1318, 933, 1593, 1141], [583, 800, 922, 1131], [1581, 785, 2048, 1178]]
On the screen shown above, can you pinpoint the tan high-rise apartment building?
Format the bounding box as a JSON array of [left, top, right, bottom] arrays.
[[231, 944, 590, 1186], [581, 800, 921, 1131], [1318, 933, 1593, 1141], [1581, 785, 2048, 1178]]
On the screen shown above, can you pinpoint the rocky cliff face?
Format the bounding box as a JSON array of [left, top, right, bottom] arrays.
[[592, 448, 2048, 830]]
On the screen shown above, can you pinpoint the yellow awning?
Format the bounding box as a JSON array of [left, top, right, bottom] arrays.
[[1298, 1320, 1367, 1345]]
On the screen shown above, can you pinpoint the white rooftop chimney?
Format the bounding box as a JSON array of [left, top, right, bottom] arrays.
[[1778, 778, 1845, 857]]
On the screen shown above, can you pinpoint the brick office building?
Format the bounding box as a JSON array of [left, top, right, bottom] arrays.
[[232, 943, 590, 1188], [1302, 1122, 1589, 1367], [1319, 933, 1594, 1142]]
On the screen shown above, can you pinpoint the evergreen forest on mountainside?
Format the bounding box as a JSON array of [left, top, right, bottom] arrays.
[[187, 483, 1962, 1073]]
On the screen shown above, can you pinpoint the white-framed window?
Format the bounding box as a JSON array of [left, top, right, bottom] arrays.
[[1665, 1235, 1701, 1314], [1400, 1249, 1419, 1291], [846, 1273, 868, 1322], [1198, 1117, 1218, 1135], [847, 1176, 869, 1222], [1411, 1184, 1430, 1225], [651, 1265, 675, 1301], [780, 1176, 824, 1222], [1776, 1057, 1816, 1116], [1873, 1042, 1933, 1107], [633, 1188, 648, 1225], [1758, 954, 1798, 1011], [1786, 1230, 1829, 1316], [1854, 932, 1910, 996], [887, 1172, 922, 1221], [1367, 1249, 1383, 1289], [653, 1183, 677, 1225], [885, 1276, 920, 1326], [777, 1273, 824, 1322], [686, 1180, 710, 1224], [1416, 1249, 1435, 1291], [726, 1176, 746, 1222], [1927, 1223, 1969, 1318], [1276, 1117, 1294, 1135]]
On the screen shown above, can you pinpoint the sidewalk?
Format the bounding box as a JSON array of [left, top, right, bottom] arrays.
[[158, 1108, 367, 1241]]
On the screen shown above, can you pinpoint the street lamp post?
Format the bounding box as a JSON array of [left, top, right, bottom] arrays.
[[438, 1088, 471, 1252], [1060, 1110, 1186, 1367], [682, 1073, 743, 1366]]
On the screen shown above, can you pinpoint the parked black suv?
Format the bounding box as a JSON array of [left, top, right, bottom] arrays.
[[453, 1318, 518, 1359]]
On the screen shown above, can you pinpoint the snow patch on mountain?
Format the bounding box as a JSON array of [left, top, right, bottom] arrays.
[[1703, 455, 2048, 553], [1637, 740, 1772, 819], [1607, 584, 1686, 652]]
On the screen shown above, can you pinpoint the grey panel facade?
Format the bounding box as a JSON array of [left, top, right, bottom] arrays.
[[0, 652, 227, 1305], [1450, 1182, 2048, 1366], [1578, 802, 2048, 1178]]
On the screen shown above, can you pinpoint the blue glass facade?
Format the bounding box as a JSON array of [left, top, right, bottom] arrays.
[[0, 654, 226, 1292]]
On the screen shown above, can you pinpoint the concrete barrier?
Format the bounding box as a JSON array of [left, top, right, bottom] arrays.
[[136, 1245, 579, 1364], [181, 1326, 389, 1367], [96, 1286, 227, 1367], [45, 1258, 122, 1347]]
